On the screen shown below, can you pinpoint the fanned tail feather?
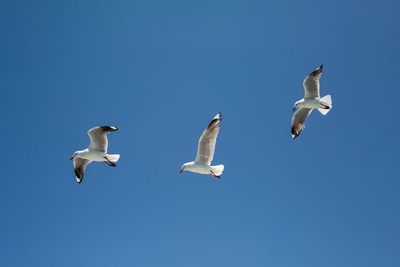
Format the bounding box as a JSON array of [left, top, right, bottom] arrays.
[[318, 95, 332, 115], [106, 154, 120, 162], [211, 165, 224, 176]]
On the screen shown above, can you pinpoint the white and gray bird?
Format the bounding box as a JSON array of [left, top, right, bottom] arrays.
[[180, 113, 224, 179], [70, 126, 120, 183], [291, 65, 333, 139]]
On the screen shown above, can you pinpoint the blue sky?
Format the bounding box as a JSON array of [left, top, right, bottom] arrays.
[[0, 0, 399, 266]]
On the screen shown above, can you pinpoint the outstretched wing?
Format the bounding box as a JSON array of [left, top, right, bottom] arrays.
[[291, 108, 313, 139], [73, 157, 92, 183], [303, 64, 323, 98], [195, 113, 222, 165], [87, 126, 118, 152]]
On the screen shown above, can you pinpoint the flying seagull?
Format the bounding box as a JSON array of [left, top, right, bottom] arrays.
[[70, 126, 120, 183], [291, 65, 333, 139], [180, 113, 224, 179]]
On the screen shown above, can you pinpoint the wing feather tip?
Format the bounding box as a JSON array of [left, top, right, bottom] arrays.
[[291, 127, 302, 140], [309, 64, 323, 76], [214, 112, 222, 120], [207, 113, 222, 129], [74, 168, 84, 183], [100, 126, 118, 132]]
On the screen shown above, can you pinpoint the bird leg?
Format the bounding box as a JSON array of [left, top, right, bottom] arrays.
[[210, 171, 221, 180], [320, 104, 330, 109], [104, 157, 117, 167]]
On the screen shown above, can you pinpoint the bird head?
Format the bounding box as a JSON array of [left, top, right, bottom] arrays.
[[179, 165, 185, 173], [69, 152, 77, 160], [293, 100, 302, 111], [179, 162, 191, 173]]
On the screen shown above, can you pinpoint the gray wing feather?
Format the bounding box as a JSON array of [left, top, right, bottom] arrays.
[[195, 113, 222, 165], [87, 126, 118, 152], [291, 108, 313, 139], [303, 65, 323, 98], [73, 157, 92, 183]]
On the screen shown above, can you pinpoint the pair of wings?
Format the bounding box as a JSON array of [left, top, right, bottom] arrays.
[[73, 126, 118, 183], [195, 113, 222, 165], [291, 65, 323, 139]]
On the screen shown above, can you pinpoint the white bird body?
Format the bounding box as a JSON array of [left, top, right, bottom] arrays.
[[180, 113, 224, 179], [70, 126, 120, 183], [74, 148, 120, 162], [74, 149, 106, 162], [295, 98, 329, 110], [182, 161, 224, 176]]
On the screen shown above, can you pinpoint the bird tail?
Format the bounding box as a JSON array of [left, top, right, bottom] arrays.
[[318, 95, 332, 115], [106, 154, 120, 162], [211, 164, 224, 176]]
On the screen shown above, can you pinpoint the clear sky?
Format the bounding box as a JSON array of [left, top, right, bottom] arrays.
[[0, 0, 399, 266]]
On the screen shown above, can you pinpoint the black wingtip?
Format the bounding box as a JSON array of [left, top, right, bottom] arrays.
[[74, 170, 84, 183], [76, 176, 83, 183], [309, 64, 324, 76], [100, 126, 118, 132], [291, 129, 300, 140], [208, 113, 222, 128]]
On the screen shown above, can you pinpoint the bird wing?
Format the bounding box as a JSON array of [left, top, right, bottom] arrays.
[[73, 157, 92, 183], [303, 65, 323, 98], [291, 108, 313, 139], [195, 113, 222, 165], [87, 126, 118, 152]]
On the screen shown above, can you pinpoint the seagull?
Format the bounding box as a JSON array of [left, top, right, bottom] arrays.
[[70, 126, 120, 183], [180, 113, 225, 179], [291, 65, 333, 139]]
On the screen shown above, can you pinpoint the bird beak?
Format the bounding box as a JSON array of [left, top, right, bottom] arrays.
[[293, 107, 296, 112], [69, 156, 74, 160], [179, 168, 183, 173]]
